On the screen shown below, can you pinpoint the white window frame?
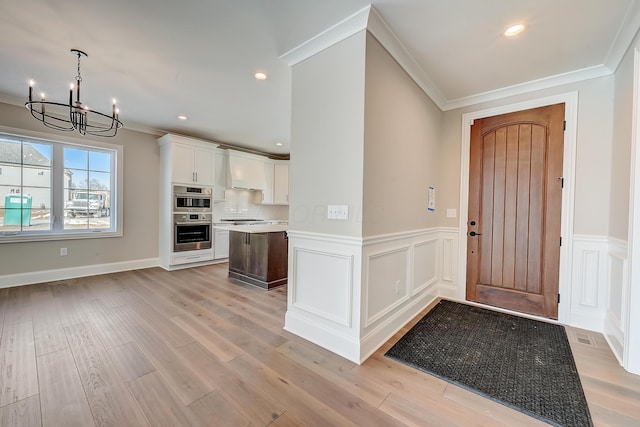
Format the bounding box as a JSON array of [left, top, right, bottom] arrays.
[[0, 126, 123, 243]]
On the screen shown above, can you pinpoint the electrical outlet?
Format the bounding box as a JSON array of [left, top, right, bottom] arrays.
[[60, 247, 68, 256], [446, 208, 457, 218]]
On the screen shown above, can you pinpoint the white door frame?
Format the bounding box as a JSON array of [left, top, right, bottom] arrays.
[[624, 48, 640, 375], [456, 92, 579, 324]]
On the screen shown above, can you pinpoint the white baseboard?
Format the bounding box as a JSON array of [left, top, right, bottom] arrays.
[[0, 258, 160, 288], [604, 311, 625, 365], [284, 310, 360, 363], [360, 289, 438, 362], [569, 310, 606, 332]]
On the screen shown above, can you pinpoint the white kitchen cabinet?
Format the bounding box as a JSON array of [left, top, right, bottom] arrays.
[[258, 161, 275, 204], [214, 149, 227, 201], [158, 134, 218, 270], [257, 160, 289, 205], [273, 162, 289, 205], [171, 248, 214, 266], [214, 229, 230, 259], [158, 134, 215, 187]]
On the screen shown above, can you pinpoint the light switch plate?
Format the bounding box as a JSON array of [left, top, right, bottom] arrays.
[[328, 205, 349, 220]]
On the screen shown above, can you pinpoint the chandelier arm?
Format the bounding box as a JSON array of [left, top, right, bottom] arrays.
[[25, 101, 77, 131]]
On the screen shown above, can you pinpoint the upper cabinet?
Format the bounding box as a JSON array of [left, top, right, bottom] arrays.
[[226, 150, 266, 190], [213, 149, 227, 201], [158, 134, 215, 187], [260, 161, 275, 204], [273, 162, 289, 205], [257, 159, 289, 205]]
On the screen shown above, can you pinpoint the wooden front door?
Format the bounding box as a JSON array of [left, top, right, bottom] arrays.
[[466, 103, 565, 319]]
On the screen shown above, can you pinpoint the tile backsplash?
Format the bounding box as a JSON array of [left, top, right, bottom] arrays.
[[214, 189, 288, 221]]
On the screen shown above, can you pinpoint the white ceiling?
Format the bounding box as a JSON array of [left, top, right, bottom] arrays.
[[0, 0, 638, 155]]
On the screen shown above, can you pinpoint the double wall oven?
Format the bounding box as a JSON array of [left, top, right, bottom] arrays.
[[173, 186, 213, 252]]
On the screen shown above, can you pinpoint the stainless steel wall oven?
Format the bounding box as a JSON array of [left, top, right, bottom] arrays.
[[173, 213, 212, 252]]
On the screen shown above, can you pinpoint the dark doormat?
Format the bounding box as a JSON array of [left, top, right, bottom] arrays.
[[385, 300, 593, 427]]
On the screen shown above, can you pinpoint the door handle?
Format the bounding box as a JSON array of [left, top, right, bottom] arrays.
[[469, 231, 482, 237]]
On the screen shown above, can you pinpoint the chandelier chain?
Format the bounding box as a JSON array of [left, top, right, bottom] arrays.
[[76, 51, 83, 83]]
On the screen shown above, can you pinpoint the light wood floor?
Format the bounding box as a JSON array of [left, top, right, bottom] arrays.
[[0, 264, 638, 426]]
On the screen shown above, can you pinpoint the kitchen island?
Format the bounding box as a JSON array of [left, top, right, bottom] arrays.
[[214, 224, 288, 289]]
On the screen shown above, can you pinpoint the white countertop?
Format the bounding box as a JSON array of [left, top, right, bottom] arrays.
[[213, 224, 288, 233]]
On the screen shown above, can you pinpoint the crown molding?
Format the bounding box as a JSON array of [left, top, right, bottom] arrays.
[[279, 5, 371, 66], [604, 0, 640, 73], [363, 5, 638, 111], [366, 6, 447, 109], [442, 64, 612, 111]]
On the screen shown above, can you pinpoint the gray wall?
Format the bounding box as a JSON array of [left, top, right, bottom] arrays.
[[289, 31, 367, 237], [362, 32, 444, 237], [0, 101, 160, 275], [610, 39, 635, 241]]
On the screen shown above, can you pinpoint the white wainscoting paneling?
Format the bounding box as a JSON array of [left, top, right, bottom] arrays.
[[359, 228, 454, 362], [439, 228, 460, 299], [364, 246, 411, 327], [413, 238, 438, 296], [290, 247, 354, 327], [285, 228, 457, 364], [570, 235, 609, 331], [604, 238, 628, 364], [284, 230, 362, 363]]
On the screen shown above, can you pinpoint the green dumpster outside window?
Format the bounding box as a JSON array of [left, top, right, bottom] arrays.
[[4, 195, 32, 226]]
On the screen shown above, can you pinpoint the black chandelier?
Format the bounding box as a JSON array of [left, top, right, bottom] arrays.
[[25, 49, 123, 137]]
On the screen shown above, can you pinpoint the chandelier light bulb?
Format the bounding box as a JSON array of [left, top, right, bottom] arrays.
[[29, 80, 34, 87], [40, 92, 45, 100]]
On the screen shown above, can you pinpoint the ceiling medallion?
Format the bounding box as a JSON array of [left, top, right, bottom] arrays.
[[25, 49, 123, 137]]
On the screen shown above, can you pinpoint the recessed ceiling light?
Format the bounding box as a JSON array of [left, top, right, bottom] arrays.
[[178, 115, 187, 120], [254, 72, 267, 81], [276, 142, 283, 146], [504, 24, 525, 37]]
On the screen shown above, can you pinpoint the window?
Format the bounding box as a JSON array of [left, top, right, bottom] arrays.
[[0, 132, 121, 241]]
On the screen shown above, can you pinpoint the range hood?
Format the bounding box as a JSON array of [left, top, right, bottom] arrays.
[[226, 150, 266, 190]]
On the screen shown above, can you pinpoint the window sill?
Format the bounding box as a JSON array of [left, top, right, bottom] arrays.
[[0, 230, 123, 244]]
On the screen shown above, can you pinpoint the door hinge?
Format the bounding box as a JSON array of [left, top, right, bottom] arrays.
[[560, 236, 562, 246], [557, 294, 561, 303], [563, 120, 566, 131]]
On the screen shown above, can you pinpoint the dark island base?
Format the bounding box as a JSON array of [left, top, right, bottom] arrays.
[[228, 230, 288, 291], [228, 271, 287, 290]]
